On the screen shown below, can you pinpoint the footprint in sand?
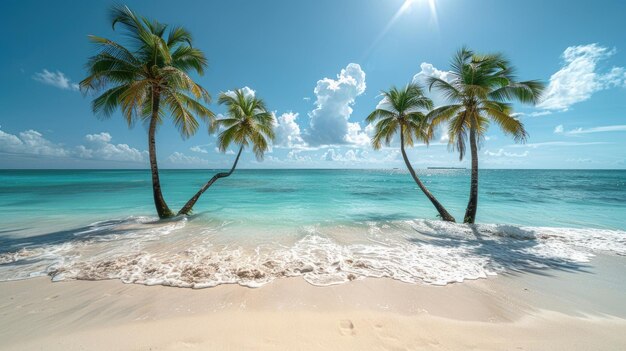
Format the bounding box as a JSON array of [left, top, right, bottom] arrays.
[[339, 319, 356, 336]]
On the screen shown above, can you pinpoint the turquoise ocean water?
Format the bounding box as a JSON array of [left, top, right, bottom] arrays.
[[1, 169, 625, 287]]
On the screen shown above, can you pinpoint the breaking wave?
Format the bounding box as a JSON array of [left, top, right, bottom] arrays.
[[1, 216, 624, 288]]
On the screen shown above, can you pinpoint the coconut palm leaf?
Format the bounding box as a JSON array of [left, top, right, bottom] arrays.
[[365, 84, 456, 222], [427, 47, 545, 223], [80, 5, 213, 219]]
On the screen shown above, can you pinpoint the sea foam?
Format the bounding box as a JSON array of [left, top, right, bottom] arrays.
[[0, 217, 624, 288]]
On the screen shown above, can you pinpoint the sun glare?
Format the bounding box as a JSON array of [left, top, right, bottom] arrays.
[[399, 0, 417, 13], [362, 0, 439, 60]]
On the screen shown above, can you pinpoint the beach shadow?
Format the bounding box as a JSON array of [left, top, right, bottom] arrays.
[[408, 223, 590, 277], [0, 217, 185, 255]]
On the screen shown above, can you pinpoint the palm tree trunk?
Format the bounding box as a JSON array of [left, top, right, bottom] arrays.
[[400, 126, 456, 222], [178, 145, 244, 216], [149, 90, 174, 219], [464, 128, 479, 224]]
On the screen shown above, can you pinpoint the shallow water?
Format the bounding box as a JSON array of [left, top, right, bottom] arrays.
[[0, 169, 625, 287]]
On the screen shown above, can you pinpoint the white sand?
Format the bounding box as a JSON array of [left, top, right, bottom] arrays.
[[1, 255, 625, 350]]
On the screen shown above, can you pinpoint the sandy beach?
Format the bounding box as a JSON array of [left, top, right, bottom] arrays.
[[1, 254, 624, 350], [2, 0, 626, 349]]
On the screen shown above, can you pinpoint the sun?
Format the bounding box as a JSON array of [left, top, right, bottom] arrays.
[[362, 0, 439, 59], [400, 0, 438, 18]]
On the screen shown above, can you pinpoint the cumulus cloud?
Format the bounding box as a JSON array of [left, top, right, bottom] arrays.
[[538, 44, 626, 111], [273, 112, 306, 148], [33, 69, 79, 91], [555, 124, 626, 135], [223, 86, 256, 99], [345, 122, 371, 146], [304, 63, 368, 146], [484, 149, 529, 157], [372, 62, 451, 110], [321, 148, 369, 162], [412, 62, 456, 107], [412, 62, 454, 86], [76, 132, 147, 162], [287, 149, 312, 162], [0, 127, 149, 164], [0, 127, 69, 157]]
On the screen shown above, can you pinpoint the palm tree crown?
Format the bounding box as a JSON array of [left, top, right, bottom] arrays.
[[176, 88, 275, 216], [426, 47, 544, 159], [80, 5, 213, 136], [79, 5, 214, 219], [216, 89, 275, 159], [366, 83, 456, 222], [427, 47, 545, 224], [366, 84, 434, 149]]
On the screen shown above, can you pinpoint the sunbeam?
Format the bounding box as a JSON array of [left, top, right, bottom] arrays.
[[362, 0, 440, 60]]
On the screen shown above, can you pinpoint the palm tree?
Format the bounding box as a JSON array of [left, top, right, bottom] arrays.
[[178, 89, 275, 215], [427, 48, 544, 224], [80, 5, 214, 219], [366, 84, 456, 222]]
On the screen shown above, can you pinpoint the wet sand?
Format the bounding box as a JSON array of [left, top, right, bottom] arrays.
[[0, 255, 624, 350]]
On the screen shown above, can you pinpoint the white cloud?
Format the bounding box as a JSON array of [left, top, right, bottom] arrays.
[[558, 124, 626, 135], [412, 62, 454, 85], [304, 63, 367, 146], [484, 149, 529, 158], [190, 145, 209, 154], [345, 122, 371, 146], [321, 148, 339, 161], [529, 111, 553, 117], [287, 149, 311, 162], [538, 44, 626, 111], [33, 69, 79, 91], [321, 148, 369, 162], [373, 62, 453, 111], [383, 149, 401, 161], [213, 147, 235, 155], [273, 112, 306, 148], [412, 62, 455, 107], [0, 127, 69, 157], [554, 124, 564, 134], [224, 86, 256, 99], [78, 132, 147, 162], [167, 152, 209, 166], [0, 127, 148, 164]]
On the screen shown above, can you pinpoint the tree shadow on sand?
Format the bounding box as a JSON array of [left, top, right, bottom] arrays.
[[0, 217, 188, 255], [407, 222, 591, 277]]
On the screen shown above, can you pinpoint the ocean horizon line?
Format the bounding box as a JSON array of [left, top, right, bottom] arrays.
[[1, 167, 626, 171]]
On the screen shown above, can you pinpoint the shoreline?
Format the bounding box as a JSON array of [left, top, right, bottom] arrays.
[[1, 255, 625, 350]]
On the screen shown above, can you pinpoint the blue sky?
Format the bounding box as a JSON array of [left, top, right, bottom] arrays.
[[1, 0, 625, 169]]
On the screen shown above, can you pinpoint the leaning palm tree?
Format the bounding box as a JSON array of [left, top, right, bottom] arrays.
[[427, 47, 544, 224], [366, 84, 456, 222], [178, 89, 275, 215], [80, 5, 214, 219]]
